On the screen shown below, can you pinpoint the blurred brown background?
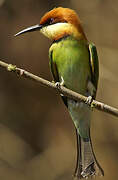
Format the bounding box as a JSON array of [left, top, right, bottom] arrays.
[[0, 0, 118, 179]]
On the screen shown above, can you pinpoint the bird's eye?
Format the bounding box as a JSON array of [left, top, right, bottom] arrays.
[[49, 18, 54, 24]]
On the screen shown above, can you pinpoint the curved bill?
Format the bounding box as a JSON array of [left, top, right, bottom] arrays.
[[14, 24, 42, 37]]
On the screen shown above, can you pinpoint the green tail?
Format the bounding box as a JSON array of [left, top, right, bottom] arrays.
[[67, 99, 104, 179], [74, 130, 104, 179]]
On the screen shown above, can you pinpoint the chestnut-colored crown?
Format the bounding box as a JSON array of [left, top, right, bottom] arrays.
[[40, 7, 86, 39]]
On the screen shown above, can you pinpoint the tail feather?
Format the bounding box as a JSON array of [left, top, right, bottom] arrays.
[[74, 130, 82, 178], [74, 130, 104, 179]]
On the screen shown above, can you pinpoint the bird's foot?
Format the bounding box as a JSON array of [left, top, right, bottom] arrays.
[[55, 76, 64, 88], [86, 96, 92, 105], [85, 96, 94, 110], [55, 82, 61, 88]]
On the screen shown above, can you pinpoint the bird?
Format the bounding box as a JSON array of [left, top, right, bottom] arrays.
[[15, 7, 104, 179]]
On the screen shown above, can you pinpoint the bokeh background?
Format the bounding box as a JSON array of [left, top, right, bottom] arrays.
[[0, 0, 118, 179]]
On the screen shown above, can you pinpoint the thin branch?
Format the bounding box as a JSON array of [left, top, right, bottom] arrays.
[[0, 60, 118, 118]]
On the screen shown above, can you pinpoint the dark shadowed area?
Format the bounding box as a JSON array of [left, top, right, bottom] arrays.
[[0, 0, 118, 179]]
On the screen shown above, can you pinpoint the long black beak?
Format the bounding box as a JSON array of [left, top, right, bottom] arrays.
[[14, 24, 42, 37]]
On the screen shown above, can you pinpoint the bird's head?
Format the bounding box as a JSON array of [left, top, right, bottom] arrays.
[[15, 7, 86, 41]]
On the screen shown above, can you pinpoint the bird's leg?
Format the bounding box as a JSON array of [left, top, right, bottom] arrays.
[[86, 80, 96, 109], [85, 96, 93, 106], [55, 76, 64, 88]]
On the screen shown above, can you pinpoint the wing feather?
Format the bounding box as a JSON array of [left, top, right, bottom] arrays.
[[88, 43, 99, 98]]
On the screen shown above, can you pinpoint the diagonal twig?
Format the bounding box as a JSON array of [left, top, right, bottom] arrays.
[[0, 60, 118, 117]]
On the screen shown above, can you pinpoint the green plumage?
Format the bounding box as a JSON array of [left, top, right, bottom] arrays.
[[49, 36, 98, 139], [49, 36, 103, 178], [50, 37, 91, 94]]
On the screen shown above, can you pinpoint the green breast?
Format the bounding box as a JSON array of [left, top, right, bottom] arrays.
[[49, 36, 91, 95]]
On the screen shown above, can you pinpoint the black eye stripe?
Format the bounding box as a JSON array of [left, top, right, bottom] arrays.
[[44, 18, 67, 26]]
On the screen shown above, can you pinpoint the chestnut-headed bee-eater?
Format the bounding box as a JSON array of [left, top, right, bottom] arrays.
[[15, 7, 104, 179]]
